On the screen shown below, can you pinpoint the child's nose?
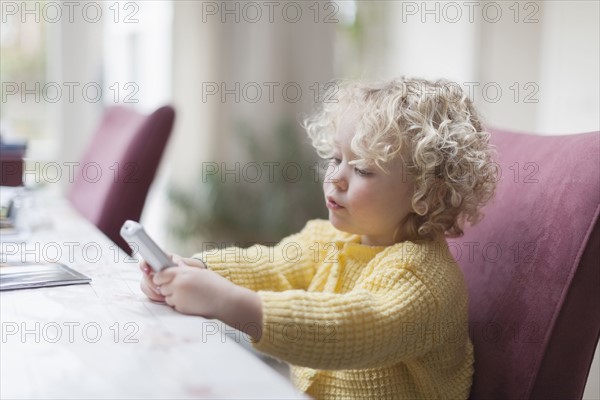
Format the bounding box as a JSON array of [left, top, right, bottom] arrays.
[[329, 168, 348, 191], [333, 177, 348, 191]]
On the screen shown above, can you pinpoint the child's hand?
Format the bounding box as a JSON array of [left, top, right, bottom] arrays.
[[151, 263, 235, 318], [178, 257, 207, 269], [139, 260, 167, 302], [139, 254, 181, 302], [139, 255, 207, 302], [142, 258, 263, 341]]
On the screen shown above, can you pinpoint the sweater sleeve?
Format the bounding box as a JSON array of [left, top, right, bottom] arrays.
[[191, 220, 332, 292], [252, 266, 440, 370]]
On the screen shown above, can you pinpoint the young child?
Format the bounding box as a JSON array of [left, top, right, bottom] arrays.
[[140, 77, 497, 399]]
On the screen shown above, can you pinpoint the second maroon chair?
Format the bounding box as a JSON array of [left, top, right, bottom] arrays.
[[68, 105, 175, 254]]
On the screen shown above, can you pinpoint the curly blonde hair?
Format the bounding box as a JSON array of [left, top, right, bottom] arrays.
[[303, 76, 497, 240]]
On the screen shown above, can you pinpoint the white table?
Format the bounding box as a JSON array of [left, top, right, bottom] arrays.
[[0, 190, 306, 399]]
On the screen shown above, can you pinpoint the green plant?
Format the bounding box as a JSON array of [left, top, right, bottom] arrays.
[[168, 118, 327, 247]]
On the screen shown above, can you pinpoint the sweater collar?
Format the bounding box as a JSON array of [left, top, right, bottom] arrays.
[[335, 234, 387, 261], [336, 232, 444, 261]]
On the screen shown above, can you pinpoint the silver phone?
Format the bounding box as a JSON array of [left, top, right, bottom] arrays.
[[120, 220, 176, 272]]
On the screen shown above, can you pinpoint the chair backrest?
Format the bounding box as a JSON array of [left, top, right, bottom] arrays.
[[448, 129, 600, 399], [68, 105, 175, 253]]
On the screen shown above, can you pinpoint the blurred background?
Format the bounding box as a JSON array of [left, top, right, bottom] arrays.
[[1, 1, 598, 395]]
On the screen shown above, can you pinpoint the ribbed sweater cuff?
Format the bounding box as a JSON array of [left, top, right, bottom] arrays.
[[252, 291, 298, 357]]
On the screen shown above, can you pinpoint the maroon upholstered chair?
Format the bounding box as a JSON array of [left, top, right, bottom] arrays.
[[68, 106, 175, 254], [448, 129, 600, 399]]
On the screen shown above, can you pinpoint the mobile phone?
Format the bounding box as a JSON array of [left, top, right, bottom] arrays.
[[120, 220, 176, 272]]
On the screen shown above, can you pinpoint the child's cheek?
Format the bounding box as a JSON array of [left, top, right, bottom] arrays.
[[348, 185, 372, 209]]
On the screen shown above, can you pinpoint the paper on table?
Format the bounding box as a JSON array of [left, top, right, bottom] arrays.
[[0, 262, 91, 291]]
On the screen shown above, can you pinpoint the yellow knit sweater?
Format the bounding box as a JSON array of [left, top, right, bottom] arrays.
[[195, 219, 474, 399]]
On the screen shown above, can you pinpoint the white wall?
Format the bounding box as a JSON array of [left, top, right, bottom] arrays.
[[357, 1, 599, 135], [383, 1, 478, 83], [536, 1, 600, 134], [476, 1, 543, 133]]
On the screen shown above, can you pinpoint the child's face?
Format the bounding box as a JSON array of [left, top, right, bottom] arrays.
[[323, 114, 415, 246]]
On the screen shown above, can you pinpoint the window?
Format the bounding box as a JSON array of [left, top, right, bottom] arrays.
[[102, 0, 172, 112], [0, 2, 54, 144]]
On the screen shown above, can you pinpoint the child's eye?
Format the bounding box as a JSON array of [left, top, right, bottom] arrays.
[[329, 157, 342, 165], [355, 168, 372, 177]]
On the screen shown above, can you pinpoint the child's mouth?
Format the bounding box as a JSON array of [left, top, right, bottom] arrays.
[[326, 197, 344, 210]]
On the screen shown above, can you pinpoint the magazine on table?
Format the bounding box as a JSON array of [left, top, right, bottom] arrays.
[[0, 262, 91, 291]]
